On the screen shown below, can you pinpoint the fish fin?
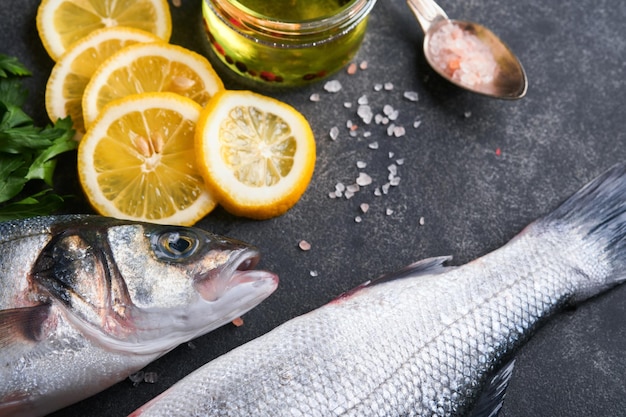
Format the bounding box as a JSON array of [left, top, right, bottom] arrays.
[[468, 360, 516, 417], [538, 163, 626, 302], [0, 304, 51, 347], [331, 257, 453, 303], [372, 255, 453, 284]]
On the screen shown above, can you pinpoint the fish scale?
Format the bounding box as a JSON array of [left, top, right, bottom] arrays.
[[131, 164, 626, 417]]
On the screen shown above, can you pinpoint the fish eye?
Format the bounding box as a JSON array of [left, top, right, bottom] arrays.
[[151, 230, 201, 262]]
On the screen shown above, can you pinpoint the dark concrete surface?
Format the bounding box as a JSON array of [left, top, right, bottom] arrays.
[[2, 0, 626, 416]]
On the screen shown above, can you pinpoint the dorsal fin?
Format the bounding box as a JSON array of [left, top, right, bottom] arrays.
[[331, 256, 453, 304], [468, 360, 516, 417], [371, 255, 453, 286]]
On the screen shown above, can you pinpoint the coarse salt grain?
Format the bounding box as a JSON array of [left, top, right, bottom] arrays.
[[357, 105, 373, 124], [299, 240, 312, 251], [386, 208, 394, 215], [310, 270, 319, 277], [329, 126, 339, 140], [309, 93, 320, 102], [374, 83, 383, 91], [355, 216, 362, 223], [368, 142, 379, 150], [356, 172, 372, 186], [359, 61, 368, 70], [403, 91, 419, 102], [324, 80, 342, 93], [393, 126, 406, 137], [356, 161, 367, 169], [384, 82, 394, 90], [360, 203, 369, 213], [419, 216, 425, 225], [347, 62, 358, 75]]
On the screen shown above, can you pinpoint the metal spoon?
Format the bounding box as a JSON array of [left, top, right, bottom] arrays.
[[407, 0, 527, 99]]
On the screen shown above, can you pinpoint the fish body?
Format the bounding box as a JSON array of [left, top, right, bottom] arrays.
[[131, 163, 626, 417], [0, 215, 278, 417]]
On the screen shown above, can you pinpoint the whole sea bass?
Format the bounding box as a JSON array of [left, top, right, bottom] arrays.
[[131, 163, 626, 417], [0, 215, 278, 417]]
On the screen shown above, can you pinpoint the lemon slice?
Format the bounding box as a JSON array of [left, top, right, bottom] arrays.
[[195, 90, 316, 219], [36, 0, 172, 61], [78, 92, 217, 226], [82, 42, 224, 129], [45, 26, 163, 139]]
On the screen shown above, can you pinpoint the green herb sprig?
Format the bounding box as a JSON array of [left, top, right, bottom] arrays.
[[0, 54, 77, 220]]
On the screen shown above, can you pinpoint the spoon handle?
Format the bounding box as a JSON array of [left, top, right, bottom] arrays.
[[406, 0, 449, 33]]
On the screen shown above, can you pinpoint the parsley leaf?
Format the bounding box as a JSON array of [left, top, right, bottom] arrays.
[[0, 54, 31, 78], [0, 55, 77, 220]]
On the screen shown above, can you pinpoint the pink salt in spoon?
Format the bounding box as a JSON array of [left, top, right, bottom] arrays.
[[407, 0, 527, 99]]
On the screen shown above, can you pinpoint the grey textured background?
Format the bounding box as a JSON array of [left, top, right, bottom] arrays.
[[2, 0, 626, 415]]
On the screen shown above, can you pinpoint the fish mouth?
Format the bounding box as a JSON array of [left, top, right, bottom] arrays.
[[194, 248, 279, 303]]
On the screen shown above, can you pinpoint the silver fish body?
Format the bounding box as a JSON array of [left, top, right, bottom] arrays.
[[0, 215, 278, 417], [131, 164, 626, 417]]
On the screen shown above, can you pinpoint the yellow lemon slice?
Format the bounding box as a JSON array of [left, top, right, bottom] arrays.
[[36, 0, 172, 61], [82, 42, 224, 129], [195, 90, 316, 220], [45, 26, 163, 139], [78, 92, 217, 226]]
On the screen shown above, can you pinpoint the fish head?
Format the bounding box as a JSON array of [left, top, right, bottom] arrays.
[[31, 217, 278, 355]]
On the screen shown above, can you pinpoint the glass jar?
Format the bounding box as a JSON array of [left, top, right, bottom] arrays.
[[202, 0, 377, 87]]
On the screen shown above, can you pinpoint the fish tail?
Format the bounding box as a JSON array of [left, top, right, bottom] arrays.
[[540, 163, 626, 300]]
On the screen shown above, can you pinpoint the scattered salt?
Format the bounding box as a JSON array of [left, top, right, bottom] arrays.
[[356, 172, 372, 186], [360, 203, 370, 213], [419, 216, 425, 226], [386, 208, 394, 215], [393, 126, 406, 137], [359, 61, 368, 70], [374, 187, 382, 196], [357, 95, 369, 105], [299, 240, 312, 251], [324, 80, 342, 93], [363, 131, 372, 138], [396, 158, 405, 165], [344, 102, 353, 108], [413, 120, 422, 128], [347, 62, 358, 75], [356, 161, 367, 169], [310, 270, 319, 277], [329, 126, 339, 140], [464, 111, 472, 118], [368, 142, 379, 150], [355, 216, 362, 223], [403, 91, 419, 102], [374, 83, 383, 91], [357, 105, 373, 124], [386, 123, 396, 136], [388, 152, 395, 158], [335, 183, 346, 192], [346, 184, 360, 193], [309, 93, 320, 102], [384, 82, 394, 91]]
